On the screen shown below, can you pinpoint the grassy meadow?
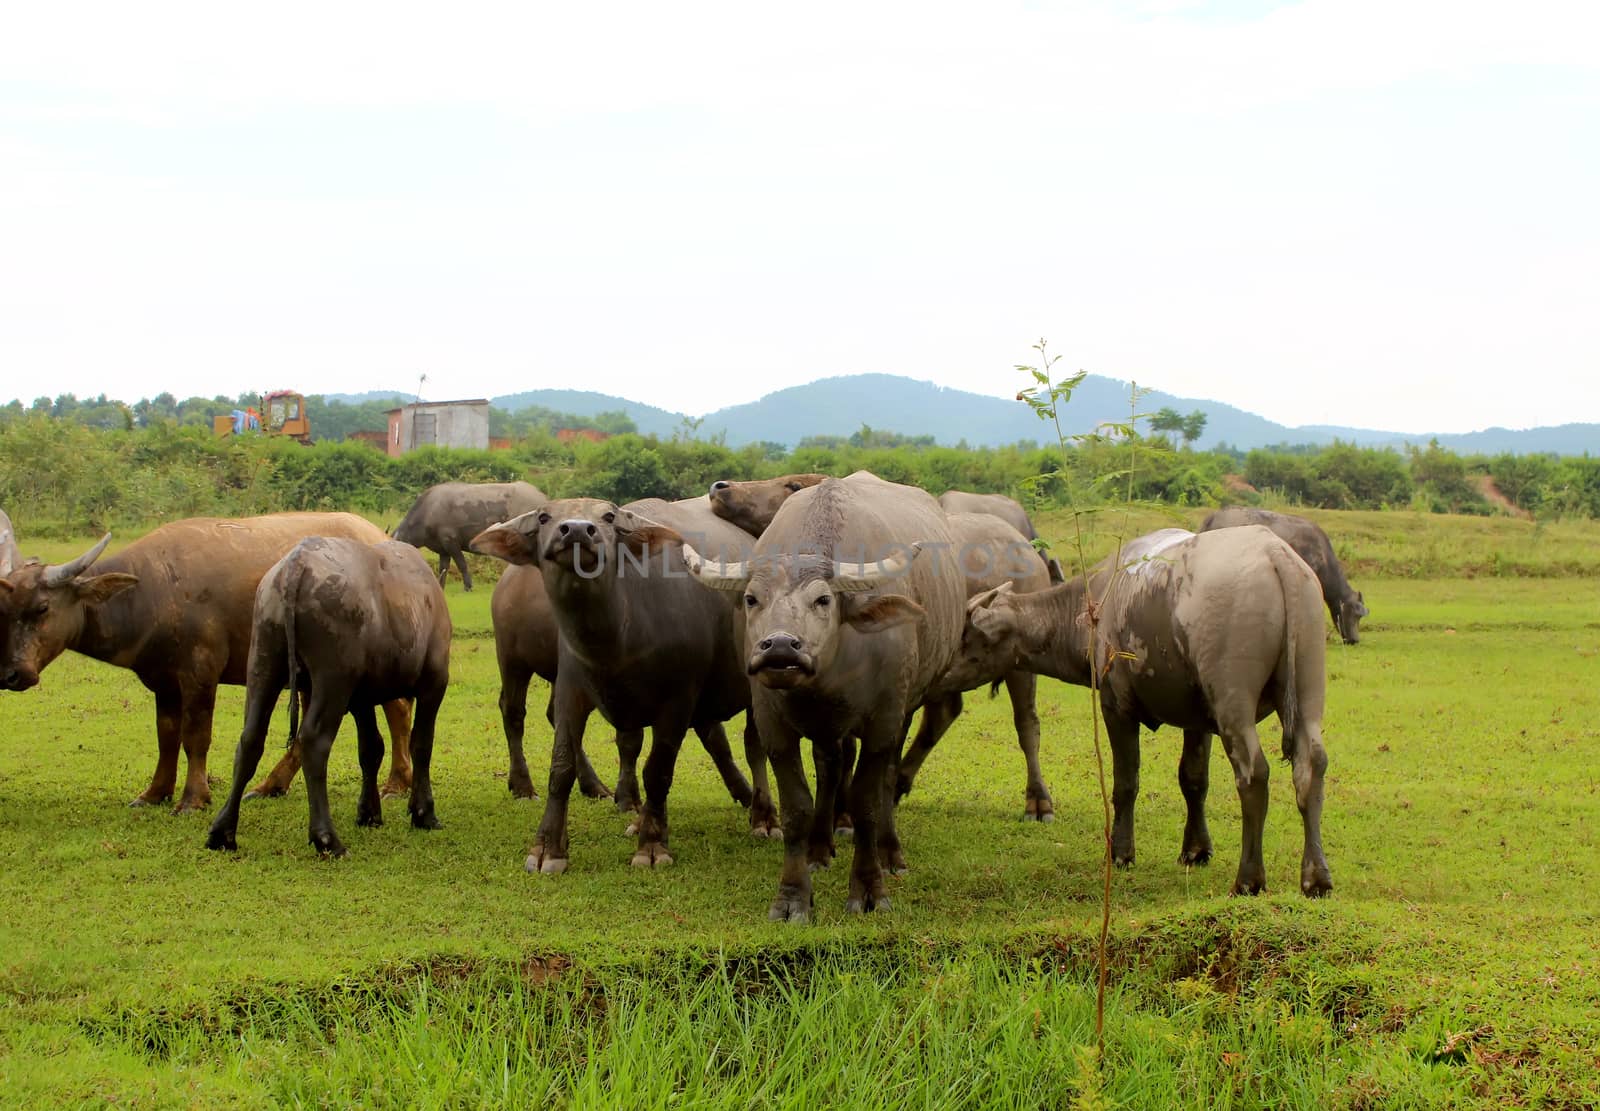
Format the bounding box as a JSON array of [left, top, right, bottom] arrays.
[[1, 509, 1597, 1107]]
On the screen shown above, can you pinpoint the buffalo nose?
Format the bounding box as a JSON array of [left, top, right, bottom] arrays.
[[757, 633, 802, 653], [557, 520, 598, 540], [710, 480, 731, 493]]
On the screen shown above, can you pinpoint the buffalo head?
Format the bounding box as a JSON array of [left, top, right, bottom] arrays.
[[470, 499, 682, 576], [1336, 591, 1368, 645], [683, 542, 925, 690], [0, 534, 138, 691], [707, 474, 827, 537]]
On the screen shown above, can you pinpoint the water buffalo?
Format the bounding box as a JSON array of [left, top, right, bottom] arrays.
[[1199, 506, 1367, 644], [686, 472, 967, 921], [0, 508, 18, 577], [393, 481, 546, 591], [936, 491, 1037, 541], [207, 538, 451, 855], [956, 526, 1332, 897], [472, 496, 763, 873], [707, 474, 1059, 821], [0, 514, 413, 812]]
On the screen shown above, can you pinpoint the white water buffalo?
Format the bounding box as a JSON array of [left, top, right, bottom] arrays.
[[935, 491, 1037, 541], [0, 514, 413, 812], [207, 538, 451, 856], [1200, 506, 1367, 644], [686, 472, 967, 921], [955, 526, 1333, 897], [472, 496, 763, 873], [393, 481, 545, 591], [0, 508, 18, 577]]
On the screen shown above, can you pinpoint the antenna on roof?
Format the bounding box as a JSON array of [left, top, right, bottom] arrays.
[[415, 372, 427, 405]]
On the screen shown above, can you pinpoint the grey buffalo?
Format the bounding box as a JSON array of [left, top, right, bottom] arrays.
[[1200, 506, 1368, 644], [956, 526, 1333, 897], [686, 472, 968, 921], [0, 508, 18, 577], [207, 537, 451, 856], [935, 490, 1038, 541], [393, 481, 546, 591], [0, 514, 413, 812], [472, 496, 764, 873]]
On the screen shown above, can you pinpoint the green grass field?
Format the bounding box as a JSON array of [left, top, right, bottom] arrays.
[[2, 512, 1597, 1107]]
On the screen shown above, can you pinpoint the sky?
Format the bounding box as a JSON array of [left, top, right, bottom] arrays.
[[2, 0, 1597, 435]]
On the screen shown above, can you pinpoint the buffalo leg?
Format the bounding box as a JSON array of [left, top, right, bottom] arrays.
[[1107, 712, 1142, 867], [844, 719, 900, 915], [1217, 716, 1270, 896], [1177, 729, 1214, 865], [299, 695, 350, 857], [632, 710, 694, 867], [353, 706, 385, 828], [450, 546, 473, 592], [1008, 673, 1054, 822], [435, 551, 449, 585], [247, 690, 309, 798], [758, 708, 816, 923], [134, 687, 183, 808], [206, 681, 282, 850], [808, 737, 842, 870], [379, 698, 413, 797], [894, 693, 960, 803], [500, 665, 537, 799], [527, 680, 591, 874], [549, 692, 611, 800], [407, 680, 445, 831], [613, 729, 644, 819], [173, 683, 217, 813], [694, 720, 754, 808], [745, 716, 779, 838], [832, 735, 857, 838], [1291, 718, 1332, 897]]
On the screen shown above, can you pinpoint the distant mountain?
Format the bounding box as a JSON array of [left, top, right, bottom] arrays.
[[323, 376, 1598, 455], [322, 390, 412, 406]]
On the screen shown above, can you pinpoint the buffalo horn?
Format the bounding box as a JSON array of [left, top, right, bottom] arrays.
[[44, 533, 112, 586]]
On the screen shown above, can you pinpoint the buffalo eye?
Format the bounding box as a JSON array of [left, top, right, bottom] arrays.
[[785, 482, 802, 492], [744, 593, 758, 609], [601, 512, 616, 525], [28, 602, 49, 619], [537, 512, 551, 526], [813, 594, 832, 609]]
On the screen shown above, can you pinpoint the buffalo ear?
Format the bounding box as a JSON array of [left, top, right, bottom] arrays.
[[470, 523, 536, 565], [618, 524, 684, 555], [0, 578, 13, 596], [76, 572, 139, 605], [841, 593, 925, 634]]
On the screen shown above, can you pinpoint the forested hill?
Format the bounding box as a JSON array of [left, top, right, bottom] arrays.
[[330, 374, 1596, 454]]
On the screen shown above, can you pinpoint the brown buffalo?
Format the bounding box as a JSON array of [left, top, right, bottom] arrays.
[[0, 514, 412, 812], [207, 538, 451, 855], [686, 472, 967, 921], [1199, 506, 1368, 644], [955, 526, 1332, 897]]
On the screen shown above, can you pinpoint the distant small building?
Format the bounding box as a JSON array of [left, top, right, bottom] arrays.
[[385, 399, 490, 457], [556, 427, 611, 445], [349, 429, 389, 451]]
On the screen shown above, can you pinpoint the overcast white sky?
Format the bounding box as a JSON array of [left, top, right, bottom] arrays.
[[2, 0, 1596, 434]]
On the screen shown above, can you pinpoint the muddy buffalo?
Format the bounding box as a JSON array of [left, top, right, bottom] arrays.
[[1200, 506, 1367, 644], [473, 496, 763, 873], [956, 526, 1333, 897], [0, 513, 413, 812], [393, 481, 546, 591], [686, 472, 967, 921], [207, 538, 451, 855]]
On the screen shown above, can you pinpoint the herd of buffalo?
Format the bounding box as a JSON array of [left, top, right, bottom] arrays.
[[0, 476, 1369, 920]]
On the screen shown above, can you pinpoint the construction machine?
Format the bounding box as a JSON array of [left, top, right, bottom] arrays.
[[212, 390, 312, 444]]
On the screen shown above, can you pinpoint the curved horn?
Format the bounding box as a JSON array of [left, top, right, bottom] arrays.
[[966, 580, 1016, 614], [831, 542, 921, 594], [44, 533, 112, 586], [681, 543, 752, 592]]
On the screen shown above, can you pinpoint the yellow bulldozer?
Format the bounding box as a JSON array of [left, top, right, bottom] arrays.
[[212, 390, 312, 444]]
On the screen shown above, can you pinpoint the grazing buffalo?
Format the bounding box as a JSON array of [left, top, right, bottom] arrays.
[[207, 538, 451, 855], [0, 508, 18, 577], [956, 526, 1333, 897], [472, 496, 763, 873], [1200, 506, 1367, 644], [0, 514, 413, 812], [393, 481, 546, 591], [686, 472, 967, 921], [936, 491, 1037, 541]]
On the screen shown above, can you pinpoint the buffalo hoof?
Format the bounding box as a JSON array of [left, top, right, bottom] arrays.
[[357, 810, 383, 829], [243, 784, 287, 801], [807, 839, 835, 872], [1024, 797, 1055, 822], [409, 809, 442, 831], [172, 798, 210, 816], [580, 779, 614, 801], [1113, 851, 1135, 870], [205, 827, 237, 851], [844, 894, 891, 915], [748, 804, 780, 838], [1230, 875, 1267, 897], [624, 818, 641, 837], [129, 793, 171, 809], [526, 844, 568, 875], [834, 814, 854, 839], [378, 776, 411, 800], [768, 886, 812, 924], [311, 833, 348, 858], [1301, 862, 1333, 898], [1179, 843, 1213, 866], [884, 849, 909, 876], [630, 842, 674, 868], [508, 775, 538, 801]]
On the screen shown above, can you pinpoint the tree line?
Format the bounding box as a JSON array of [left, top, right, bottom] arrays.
[[1, 406, 1595, 538]]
